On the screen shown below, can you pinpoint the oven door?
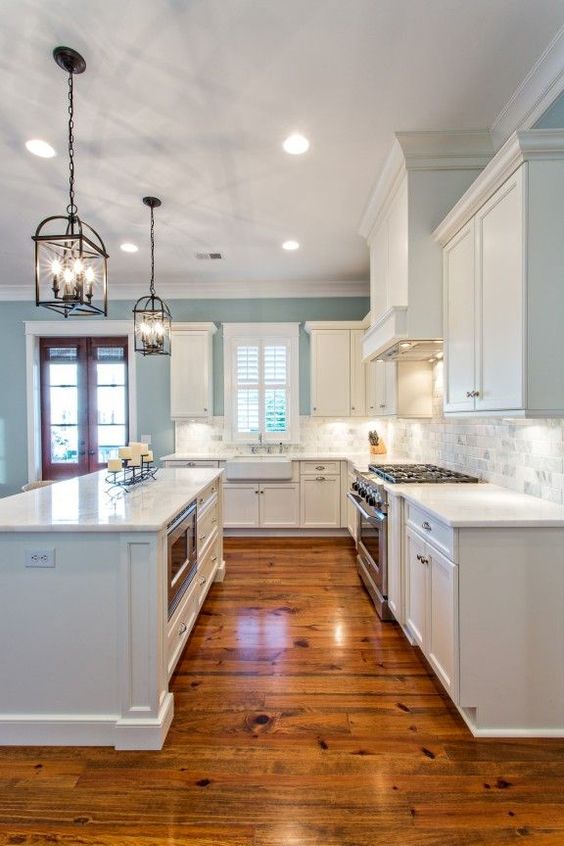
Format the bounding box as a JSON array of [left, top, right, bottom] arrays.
[[347, 493, 387, 597], [167, 501, 197, 617]]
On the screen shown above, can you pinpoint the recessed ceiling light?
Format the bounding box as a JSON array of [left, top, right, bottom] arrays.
[[25, 139, 56, 158], [120, 243, 138, 253], [282, 240, 300, 251], [282, 133, 310, 155], [399, 342, 412, 350]]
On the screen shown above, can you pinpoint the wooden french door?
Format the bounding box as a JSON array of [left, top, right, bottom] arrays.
[[40, 337, 129, 481]]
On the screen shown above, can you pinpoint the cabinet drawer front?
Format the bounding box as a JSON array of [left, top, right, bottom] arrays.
[[167, 584, 197, 678], [301, 460, 341, 475], [196, 539, 220, 606], [197, 502, 218, 550], [406, 503, 455, 560], [197, 479, 220, 512]]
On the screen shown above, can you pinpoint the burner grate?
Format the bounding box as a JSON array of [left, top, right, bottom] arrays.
[[368, 463, 479, 484]]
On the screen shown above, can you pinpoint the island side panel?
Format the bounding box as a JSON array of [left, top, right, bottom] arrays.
[[458, 526, 564, 735]]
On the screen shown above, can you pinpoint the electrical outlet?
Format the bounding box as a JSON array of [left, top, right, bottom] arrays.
[[25, 549, 55, 568]]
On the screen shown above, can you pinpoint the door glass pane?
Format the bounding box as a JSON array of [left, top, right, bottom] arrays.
[[49, 363, 78, 386], [49, 386, 78, 425], [50, 426, 78, 463], [97, 362, 126, 386], [97, 425, 127, 463], [97, 386, 126, 424]]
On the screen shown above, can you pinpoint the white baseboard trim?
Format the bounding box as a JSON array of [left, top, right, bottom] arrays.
[[224, 528, 350, 537], [457, 706, 564, 738], [0, 694, 174, 750]]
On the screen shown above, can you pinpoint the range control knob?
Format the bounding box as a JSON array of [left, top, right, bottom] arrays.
[[352, 480, 360, 492], [366, 494, 376, 506]]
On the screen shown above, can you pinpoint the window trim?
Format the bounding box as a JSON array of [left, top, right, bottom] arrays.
[[25, 320, 137, 484], [223, 323, 299, 443]]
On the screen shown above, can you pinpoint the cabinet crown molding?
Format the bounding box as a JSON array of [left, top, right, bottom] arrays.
[[359, 131, 494, 240], [304, 319, 369, 334], [434, 129, 564, 246]]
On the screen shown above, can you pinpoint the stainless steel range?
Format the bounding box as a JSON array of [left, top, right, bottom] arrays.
[[347, 463, 479, 620]]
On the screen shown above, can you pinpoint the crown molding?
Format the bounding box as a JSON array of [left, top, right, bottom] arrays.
[[491, 24, 564, 150], [434, 128, 564, 245], [304, 318, 369, 333], [0, 278, 369, 302], [358, 131, 493, 240]]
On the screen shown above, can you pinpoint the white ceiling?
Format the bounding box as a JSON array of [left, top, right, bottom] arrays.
[[2, 0, 564, 298]]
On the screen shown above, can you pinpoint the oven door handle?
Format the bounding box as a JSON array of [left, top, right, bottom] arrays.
[[346, 492, 387, 523]]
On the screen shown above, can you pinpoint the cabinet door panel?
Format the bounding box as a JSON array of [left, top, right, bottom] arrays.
[[171, 332, 211, 418], [428, 547, 458, 700], [443, 220, 476, 413], [405, 528, 427, 649], [311, 331, 350, 416], [259, 484, 299, 528], [223, 485, 259, 528], [475, 169, 524, 411], [387, 496, 402, 623], [350, 330, 366, 417], [300, 476, 341, 528], [367, 360, 396, 416]]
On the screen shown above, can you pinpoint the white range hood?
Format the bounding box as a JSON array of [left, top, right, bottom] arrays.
[[359, 131, 493, 362]]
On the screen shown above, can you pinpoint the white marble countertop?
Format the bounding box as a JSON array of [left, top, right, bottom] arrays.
[[0, 468, 222, 533], [385, 482, 564, 528]]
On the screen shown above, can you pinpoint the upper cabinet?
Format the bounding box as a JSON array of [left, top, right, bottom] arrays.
[[170, 323, 216, 419], [359, 131, 493, 361], [306, 321, 432, 418], [436, 130, 564, 417]]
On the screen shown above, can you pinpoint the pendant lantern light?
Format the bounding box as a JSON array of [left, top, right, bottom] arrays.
[[133, 197, 172, 356], [32, 47, 108, 317]]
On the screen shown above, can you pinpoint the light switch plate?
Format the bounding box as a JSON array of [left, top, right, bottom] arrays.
[[25, 549, 55, 568]]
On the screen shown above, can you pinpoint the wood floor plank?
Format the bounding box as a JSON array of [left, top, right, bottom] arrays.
[[1, 536, 564, 844]]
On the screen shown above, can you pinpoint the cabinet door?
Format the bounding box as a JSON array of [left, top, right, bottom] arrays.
[[366, 360, 396, 416], [404, 528, 427, 649], [310, 331, 350, 416], [475, 168, 525, 412], [350, 330, 366, 417], [222, 485, 260, 528], [170, 332, 211, 418], [300, 476, 341, 528], [387, 495, 402, 623], [427, 546, 458, 700], [259, 484, 300, 528], [443, 220, 476, 413]]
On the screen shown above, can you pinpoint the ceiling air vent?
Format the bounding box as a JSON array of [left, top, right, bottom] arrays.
[[195, 251, 223, 260]]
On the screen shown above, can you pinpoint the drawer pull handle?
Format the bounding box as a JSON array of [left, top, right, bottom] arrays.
[[178, 622, 187, 635], [199, 577, 206, 585], [316, 476, 326, 481], [212, 517, 217, 524], [315, 465, 326, 470], [379, 403, 386, 408], [199, 534, 207, 542], [422, 521, 432, 532], [199, 497, 204, 505], [211, 555, 217, 562], [187, 461, 195, 466], [416, 553, 429, 565]]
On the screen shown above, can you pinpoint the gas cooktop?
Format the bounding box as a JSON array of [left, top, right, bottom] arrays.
[[368, 463, 479, 484]]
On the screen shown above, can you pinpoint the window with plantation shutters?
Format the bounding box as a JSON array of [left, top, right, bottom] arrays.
[[224, 324, 299, 443]]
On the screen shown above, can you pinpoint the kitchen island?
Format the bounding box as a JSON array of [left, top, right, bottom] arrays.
[[0, 468, 224, 750]]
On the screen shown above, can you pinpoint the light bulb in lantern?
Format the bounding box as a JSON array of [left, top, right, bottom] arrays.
[[84, 266, 95, 298], [73, 258, 83, 275], [51, 259, 62, 275]]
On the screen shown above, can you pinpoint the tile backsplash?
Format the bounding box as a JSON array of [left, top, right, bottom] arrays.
[[175, 361, 564, 504]]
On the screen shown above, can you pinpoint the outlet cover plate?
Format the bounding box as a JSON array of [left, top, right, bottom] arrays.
[[25, 549, 55, 568]]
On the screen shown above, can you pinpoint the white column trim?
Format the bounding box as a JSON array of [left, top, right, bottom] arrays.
[[24, 320, 137, 483]]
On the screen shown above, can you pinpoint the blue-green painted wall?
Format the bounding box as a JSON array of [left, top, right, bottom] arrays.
[[0, 297, 369, 497], [535, 91, 564, 128]]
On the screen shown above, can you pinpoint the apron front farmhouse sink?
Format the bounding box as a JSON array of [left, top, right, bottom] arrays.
[[225, 456, 292, 481]]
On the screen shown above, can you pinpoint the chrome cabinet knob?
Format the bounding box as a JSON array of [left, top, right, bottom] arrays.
[[422, 521, 432, 531]]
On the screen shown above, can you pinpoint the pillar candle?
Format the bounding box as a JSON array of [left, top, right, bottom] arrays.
[[119, 447, 132, 460], [107, 458, 122, 472]]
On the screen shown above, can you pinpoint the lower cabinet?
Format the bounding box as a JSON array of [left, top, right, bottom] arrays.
[[404, 525, 457, 700], [223, 483, 300, 529], [300, 475, 341, 528]]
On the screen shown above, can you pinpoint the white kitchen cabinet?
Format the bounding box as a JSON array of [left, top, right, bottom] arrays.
[[437, 131, 564, 417], [404, 527, 427, 650], [350, 330, 367, 416], [427, 546, 457, 696], [309, 328, 350, 416], [386, 494, 402, 623], [170, 324, 216, 419], [443, 220, 476, 412], [346, 472, 358, 542], [259, 484, 300, 528], [300, 475, 341, 528], [366, 359, 432, 418], [223, 485, 259, 528]]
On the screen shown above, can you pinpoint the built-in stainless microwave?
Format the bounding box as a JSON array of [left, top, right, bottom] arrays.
[[167, 500, 197, 618]]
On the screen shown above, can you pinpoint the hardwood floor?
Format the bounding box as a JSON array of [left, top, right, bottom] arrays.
[[1, 536, 564, 845]]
